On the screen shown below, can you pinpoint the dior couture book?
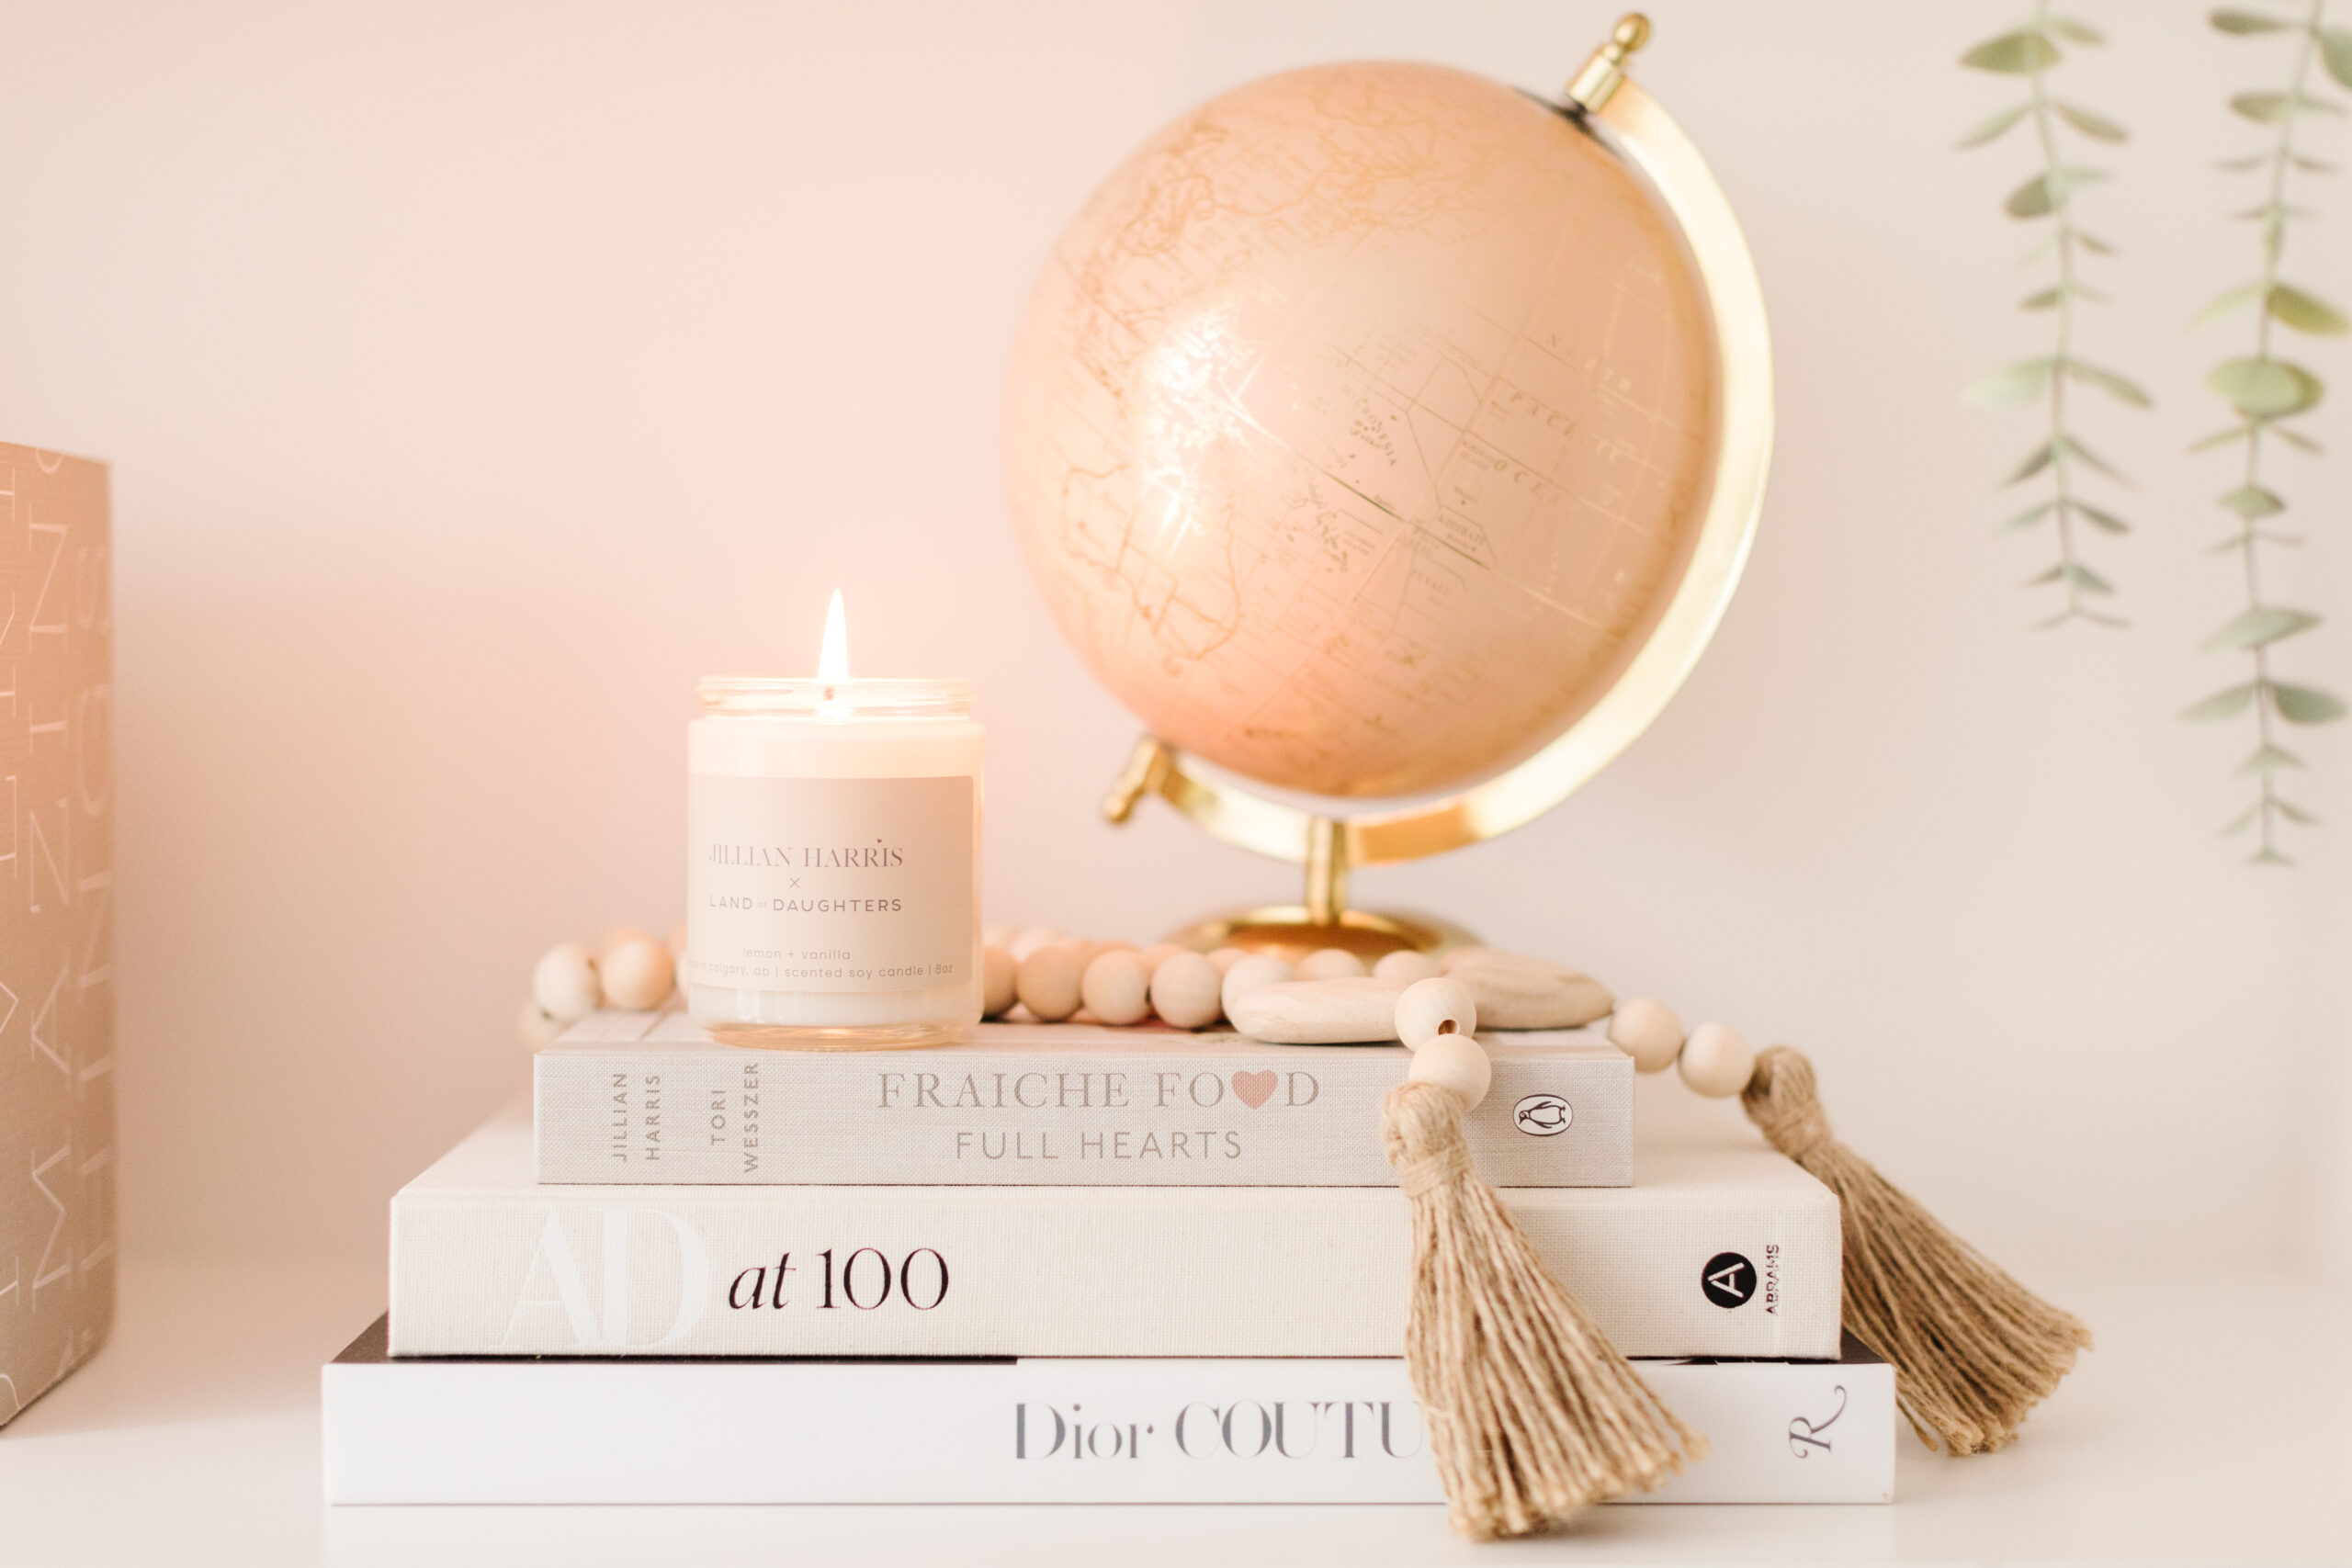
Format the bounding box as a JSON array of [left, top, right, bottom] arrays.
[[325, 1319, 1892, 1505], [536, 1012, 1633, 1187], [390, 1108, 1840, 1359]]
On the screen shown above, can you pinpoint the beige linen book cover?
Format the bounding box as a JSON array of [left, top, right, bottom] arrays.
[[0, 445, 116, 1426]]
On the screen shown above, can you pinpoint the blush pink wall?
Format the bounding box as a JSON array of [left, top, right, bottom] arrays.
[[0, 0, 2345, 1282]]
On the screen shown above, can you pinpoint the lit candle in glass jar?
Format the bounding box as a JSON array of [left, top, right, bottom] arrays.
[[684, 592, 982, 1049]]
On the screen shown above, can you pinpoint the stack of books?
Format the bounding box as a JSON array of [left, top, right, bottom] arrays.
[[323, 1012, 1894, 1506]]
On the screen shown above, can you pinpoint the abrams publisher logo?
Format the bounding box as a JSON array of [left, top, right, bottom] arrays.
[[1702, 1250, 1757, 1308], [1511, 1093, 1573, 1136]]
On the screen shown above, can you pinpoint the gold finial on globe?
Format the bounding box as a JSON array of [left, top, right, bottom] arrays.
[[1002, 21, 1771, 952]]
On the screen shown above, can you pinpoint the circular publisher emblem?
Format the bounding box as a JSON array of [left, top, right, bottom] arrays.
[[1511, 1093, 1574, 1137], [1702, 1251, 1758, 1309]]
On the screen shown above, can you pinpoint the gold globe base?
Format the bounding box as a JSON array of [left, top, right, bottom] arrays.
[[1165, 905, 1478, 964]]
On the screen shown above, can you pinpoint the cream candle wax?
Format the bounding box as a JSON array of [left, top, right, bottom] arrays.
[[685, 594, 982, 1049]]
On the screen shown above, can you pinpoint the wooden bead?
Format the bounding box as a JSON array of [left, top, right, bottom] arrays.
[[601, 936, 676, 1010], [1081, 948, 1154, 1026], [1205, 946, 1247, 973], [532, 942, 602, 1023], [1138, 942, 1186, 971], [1445, 951, 1612, 1029], [1679, 1021, 1756, 1098], [1295, 947, 1367, 981], [1016, 943, 1085, 1021], [1372, 949, 1442, 984], [1396, 976, 1477, 1051], [1219, 954, 1295, 1020], [981, 946, 1018, 1018], [1228, 976, 1407, 1044], [1407, 1034, 1492, 1110], [1607, 997, 1684, 1074], [1009, 927, 1065, 960], [1148, 951, 1224, 1029], [517, 998, 568, 1053]]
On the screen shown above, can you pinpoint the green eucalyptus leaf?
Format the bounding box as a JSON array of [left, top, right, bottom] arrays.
[[2237, 742, 2304, 776], [2068, 562, 2115, 594], [2056, 101, 2127, 141], [2007, 439, 2058, 483], [2220, 801, 2262, 836], [2292, 154, 2338, 173], [2182, 682, 2259, 721], [2268, 283, 2349, 333], [2247, 844, 2292, 864], [2191, 282, 2266, 329], [2204, 604, 2321, 650], [2322, 28, 2352, 88], [1966, 357, 2056, 407], [2208, 356, 2324, 417], [1963, 31, 2062, 73], [2211, 7, 2291, 31], [2048, 16, 2103, 43], [2006, 166, 2104, 219], [2271, 682, 2347, 723], [2278, 799, 2319, 825], [2066, 360, 2153, 406], [2220, 483, 2287, 519], [2189, 424, 2254, 452], [1957, 104, 2032, 148], [2075, 501, 2129, 533], [2233, 91, 2346, 122], [1999, 499, 2060, 532], [2075, 231, 2117, 255], [2274, 425, 2325, 454], [2217, 153, 2268, 171], [2057, 432, 2125, 480]]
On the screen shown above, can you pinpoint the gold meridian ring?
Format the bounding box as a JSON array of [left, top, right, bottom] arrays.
[[1102, 20, 1775, 877]]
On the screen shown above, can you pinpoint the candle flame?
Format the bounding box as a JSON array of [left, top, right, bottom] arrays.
[[818, 589, 850, 682]]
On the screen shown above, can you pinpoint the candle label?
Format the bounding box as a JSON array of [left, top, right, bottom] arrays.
[[685, 774, 976, 994]]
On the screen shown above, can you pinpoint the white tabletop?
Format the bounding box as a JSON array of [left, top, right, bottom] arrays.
[[0, 1255, 2342, 1565]]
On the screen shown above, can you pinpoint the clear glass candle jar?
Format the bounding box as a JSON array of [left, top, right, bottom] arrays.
[[684, 676, 982, 1049]]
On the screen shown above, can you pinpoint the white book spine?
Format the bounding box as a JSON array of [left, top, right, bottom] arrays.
[[325, 1321, 1894, 1506], [534, 1013, 1633, 1187], [390, 1122, 1840, 1359]]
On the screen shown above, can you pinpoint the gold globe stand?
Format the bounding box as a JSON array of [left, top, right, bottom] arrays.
[[1099, 17, 1774, 959]]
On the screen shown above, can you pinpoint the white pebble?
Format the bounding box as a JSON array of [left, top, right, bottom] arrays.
[[1205, 946, 1247, 973], [1372, 949, 1442, 984], [518, 998, 568, 1052], [1607, 997, 1685, 1074], [1148, 951, 1225, 1029], [1219, 953, 1295, 1021], [1679, 1021, 1757, 1098], [1081, 949, 1154, 1026], [1295, 947, 1368, 981], [1396, 976, 1477, 1051], [982, 946, 1018, 1018], [1407, 1034, 1492, 1110], [532, 942, 602, 1022], [601, 936, 676, 1010], [1138, 942, 1186, 971], [1016, 944, 1086, 1021]]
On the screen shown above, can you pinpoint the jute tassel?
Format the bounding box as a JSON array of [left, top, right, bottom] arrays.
[[1380, 1078, 1703, 1540], [1741, 1045, 2092, 1455]]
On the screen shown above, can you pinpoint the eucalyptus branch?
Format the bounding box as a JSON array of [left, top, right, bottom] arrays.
[[1959, 1, 2147, 629], [2185, 1, 2350, 865]]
